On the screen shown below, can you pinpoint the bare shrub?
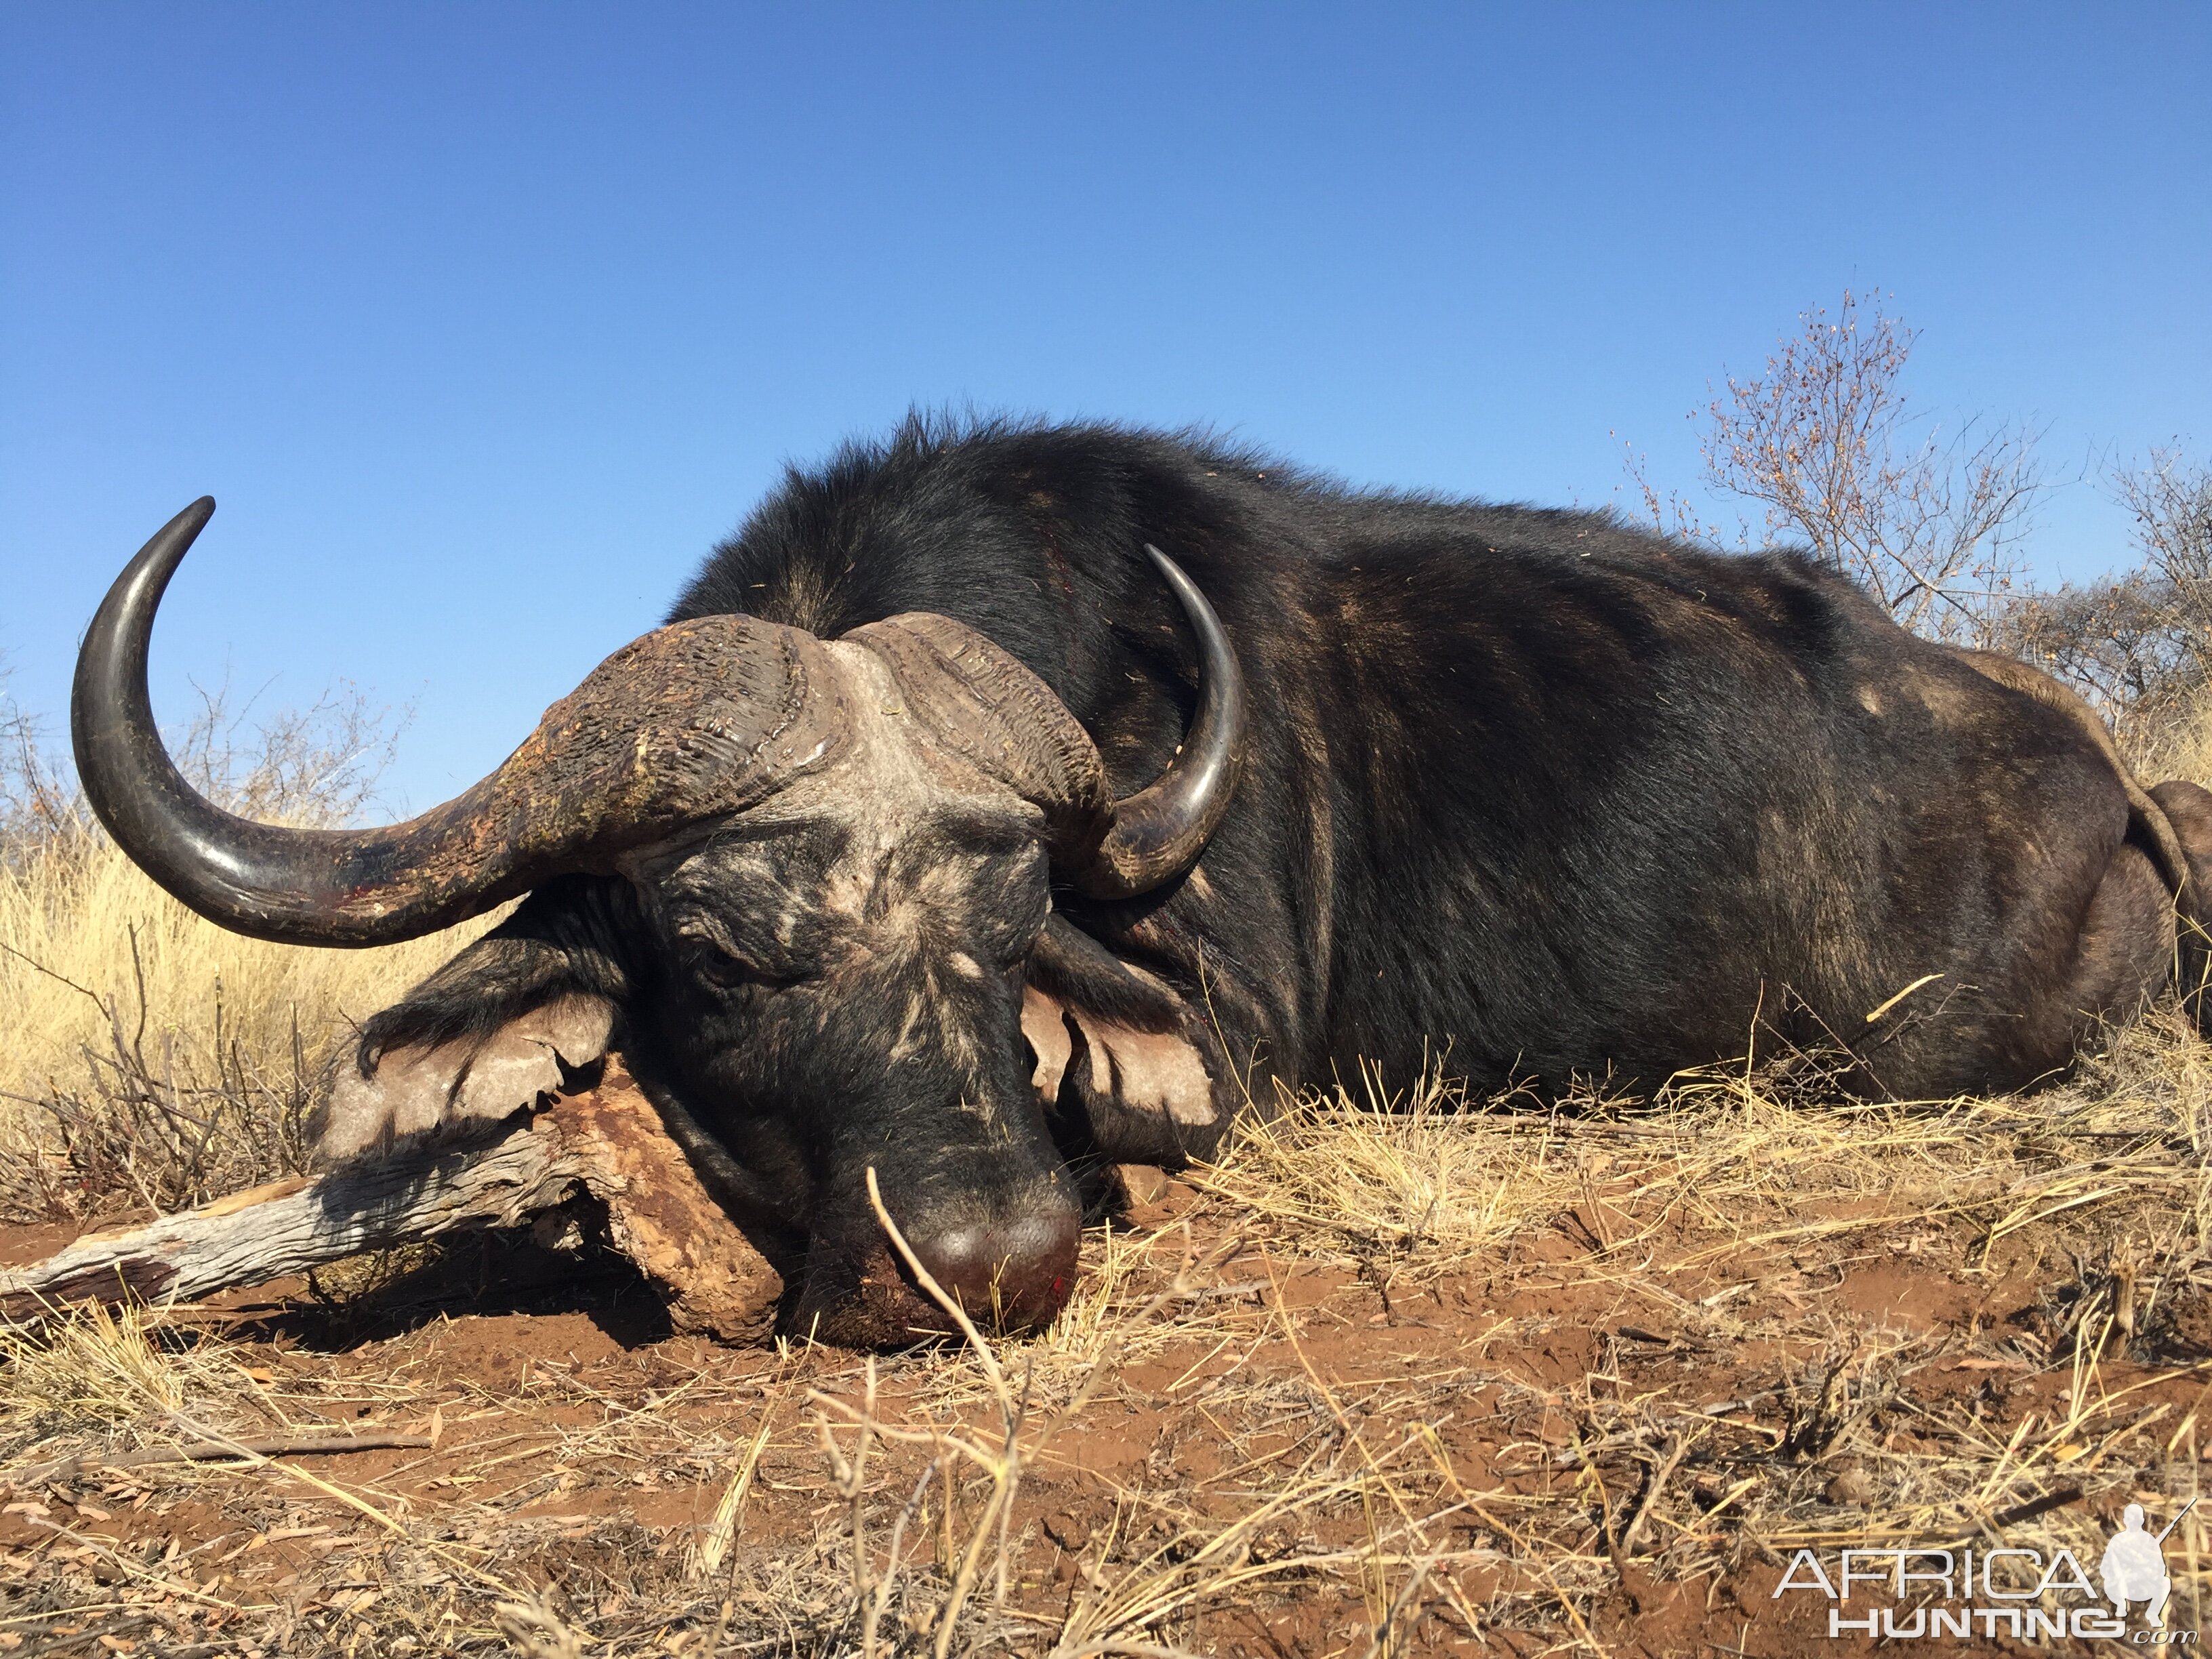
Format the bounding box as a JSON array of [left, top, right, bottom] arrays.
[[1621, 295, 2212, 779], [1992, 575, 2191, 715], [0, 674, 75, 853], [1990, 445, 2212, 769], [163, 674, 407, 830], [0, 687, 485, 1222], [1625, 288, 2043, 647], [2119, 445, 2212, 611], [0, 931, 323, 1220]]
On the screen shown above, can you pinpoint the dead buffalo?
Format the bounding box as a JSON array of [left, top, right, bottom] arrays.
[[73, 419, 2212, 1344]]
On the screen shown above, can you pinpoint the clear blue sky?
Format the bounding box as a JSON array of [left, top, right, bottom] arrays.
[[5, 4, 2207, 811]]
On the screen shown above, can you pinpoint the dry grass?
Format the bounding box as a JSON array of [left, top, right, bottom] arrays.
[[5, 1032, 2212, 1652], [0, 693, 490, 1220], [0, 1300, 204, 1447], [0, 813, 473, 1117], [4, 677, 2212, 1652], [0, 815, 483, 1218], [2139, 687, 2212, 802]]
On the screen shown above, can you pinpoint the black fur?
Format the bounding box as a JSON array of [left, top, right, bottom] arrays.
[[670, 415, 2179, 1101], [369, 415, 2195, 1334], [358, 875, 639, 1069]]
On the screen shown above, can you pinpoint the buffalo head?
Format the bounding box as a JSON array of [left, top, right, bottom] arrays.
[[74, 499, 1246, 1344]]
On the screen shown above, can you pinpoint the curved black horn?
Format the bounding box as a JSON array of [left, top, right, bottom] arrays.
[[73, 501, 316, 929], [1073, 545, 1249, 899], [71, 499, 526, 943], [73, 500, 846, 945]]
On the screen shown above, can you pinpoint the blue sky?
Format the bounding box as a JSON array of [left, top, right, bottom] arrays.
[[5, 4, 2207, 811]]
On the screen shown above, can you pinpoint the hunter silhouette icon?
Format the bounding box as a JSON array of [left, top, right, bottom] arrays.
[[2103, 1500, 2192, 1627]]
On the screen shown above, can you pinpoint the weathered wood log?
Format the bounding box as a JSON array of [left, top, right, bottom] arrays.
[[0, 1059, 783, 1342]]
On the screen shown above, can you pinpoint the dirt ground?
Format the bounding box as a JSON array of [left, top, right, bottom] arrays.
[[3, 1068, 2209, 1657]]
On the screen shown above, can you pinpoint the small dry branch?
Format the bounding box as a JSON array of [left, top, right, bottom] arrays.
[[12, 1430, 435, 1490]]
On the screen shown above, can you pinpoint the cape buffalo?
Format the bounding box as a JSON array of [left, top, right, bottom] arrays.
[[73, 419, 2212, 1344]]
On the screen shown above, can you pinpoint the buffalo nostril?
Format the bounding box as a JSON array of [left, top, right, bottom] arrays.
[[911, 1208, 1082, 1332]]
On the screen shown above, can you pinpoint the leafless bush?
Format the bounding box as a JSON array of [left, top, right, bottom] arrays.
[[0, 670, 77, 855], [2, 668, 404, 855], [159, 674, 407, 827], [1989, 445, 2212, 760], [1621, 293, 2212, 777], [0, 929, 319, 1221], [1624, 288, 2044, 647], [1, 683, 450, 1223], [2120, 445, 2212, 605]]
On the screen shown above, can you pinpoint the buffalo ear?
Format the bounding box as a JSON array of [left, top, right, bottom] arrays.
[[311, 994, 613, 1164], [309, 878, 634, 1166], [1021, 985, 1075, 1105], [1023, 918, 1229, 1165]]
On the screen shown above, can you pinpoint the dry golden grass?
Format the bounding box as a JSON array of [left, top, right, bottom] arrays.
[[0, 817, 490, 1219], [3, 1023, 2212, 1653], [9, 1031, 2212, 1654], [0, 691, 494, 1216], [0, 1299, 199, 1441], [4, 688, 2212, 1652], [0, 817, 478, 1106], [2114, 673, 2212, 787]]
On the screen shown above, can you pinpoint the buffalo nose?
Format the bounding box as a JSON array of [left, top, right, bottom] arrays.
[[910, 1206, 1082, 1332]]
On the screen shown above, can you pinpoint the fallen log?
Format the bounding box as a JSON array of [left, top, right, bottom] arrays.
[[0, 1059, 783, 1342]]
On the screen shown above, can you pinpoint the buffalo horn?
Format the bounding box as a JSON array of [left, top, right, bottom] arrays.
[[72, 499, 846, 945], [1071, 545, 1248, 898], [847, 545, 1246, 899]]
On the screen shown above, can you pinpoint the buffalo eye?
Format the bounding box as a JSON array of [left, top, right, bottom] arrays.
[[696, 945, 747, 989], [693, 942, 802, 992]]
